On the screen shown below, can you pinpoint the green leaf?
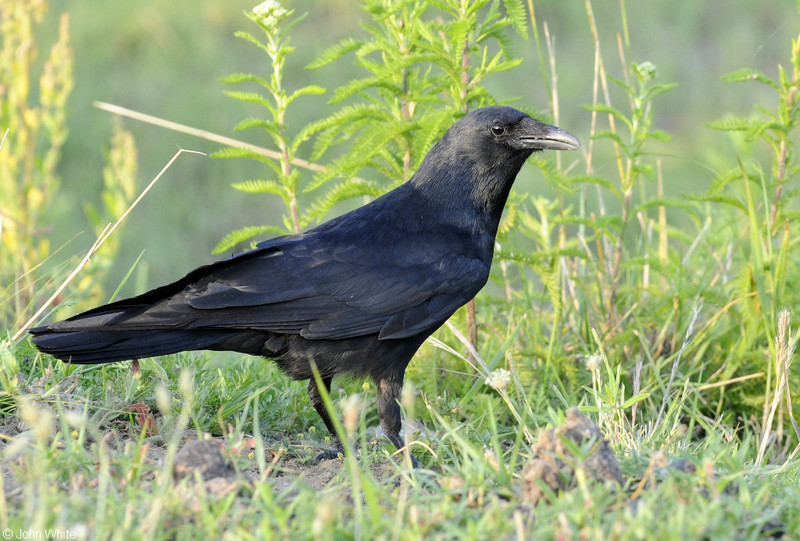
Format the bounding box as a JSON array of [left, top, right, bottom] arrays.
[[501, 0, 528, 38], [307, 38, 363, 69], [213, 225, 281, 254], [642, 82, 679, 102], [281, 10, 308, 35], [744, 119, 777, 141], [647, 129, 672, 141], [286, 85, 326, 106], [234, 117, 280, 135], [308, 104, 385, 161], [721, 68, 780, 90], [329, 77, 395, 105], [568, 175, 624, 200], [496, 248, 585, 265], [581, 103, 633, 130], [705, 116, 753, 131], [607, 74, 634, 94], [234, 30, 269, 55], [231, 179, 288, 197], [704, 167, 745, 196], [527, 155, 577, 193], [591, 130, 625, 147], [223, 90, 272, 108], [684, 192, 746, 210], [220, 72, 270, 87], [632, 197, 695, 214], [290, 118, 328, 156], [306, 125, 403, 191], [301, 178, 385, 223], [211, 147, 279, 172], [620, 393, 651, 409]]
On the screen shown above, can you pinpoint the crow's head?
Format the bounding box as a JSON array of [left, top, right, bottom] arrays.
[[457, 105, 581, 156], [420, 105, 580, 179], [413, 106, 580, 225]]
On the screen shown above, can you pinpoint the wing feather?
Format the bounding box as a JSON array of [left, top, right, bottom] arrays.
[[90, 191, 492, 341], [173, 233, 489, 340]]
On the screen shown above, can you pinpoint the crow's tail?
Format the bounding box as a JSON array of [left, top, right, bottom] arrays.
[[28, 298, 271, 364], [28, 326, 232, 364], [27, 247, 283, 364]]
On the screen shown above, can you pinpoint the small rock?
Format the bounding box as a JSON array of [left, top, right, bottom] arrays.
[[173, 439, 232, 481], [521, 408, 621, 504]]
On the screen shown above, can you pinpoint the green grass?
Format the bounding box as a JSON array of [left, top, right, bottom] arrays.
[[2, 0, 800, 539], [1, 329, 798, 539]]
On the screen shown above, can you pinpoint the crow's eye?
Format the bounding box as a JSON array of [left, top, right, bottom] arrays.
[[491, 124, 505, 136]]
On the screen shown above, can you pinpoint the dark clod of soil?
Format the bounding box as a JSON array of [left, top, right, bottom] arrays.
[[172, 438, 247, 507], [173, 439, 232, 481], [521, 408, 622, 504]]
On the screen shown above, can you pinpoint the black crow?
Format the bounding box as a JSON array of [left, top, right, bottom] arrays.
[[30, 105, 580, 464]]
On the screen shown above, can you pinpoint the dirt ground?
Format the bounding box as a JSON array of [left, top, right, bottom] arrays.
[[0, 410, 398, 506], [0, 406, 786, 537]]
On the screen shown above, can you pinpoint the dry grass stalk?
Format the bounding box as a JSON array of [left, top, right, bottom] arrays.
[[11, 148, 205, 341], [756, 309, 796, 465]]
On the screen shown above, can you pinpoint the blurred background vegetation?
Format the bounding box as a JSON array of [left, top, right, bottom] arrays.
[[28, 0, 796, 293], [2, 2, 800, 536]]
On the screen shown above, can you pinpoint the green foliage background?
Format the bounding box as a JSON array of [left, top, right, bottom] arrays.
[[33, 0, 794, 289], [2, 0, 800, 538]]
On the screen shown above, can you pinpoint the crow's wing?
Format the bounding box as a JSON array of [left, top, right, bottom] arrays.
[[178, 227, 489, 340], [60, 222, 490, 342]]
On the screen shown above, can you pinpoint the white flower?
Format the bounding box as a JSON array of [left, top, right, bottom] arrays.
[[585, 354, 602, 372], [485, 368, 511, 391], [252, 0, 288, 28]]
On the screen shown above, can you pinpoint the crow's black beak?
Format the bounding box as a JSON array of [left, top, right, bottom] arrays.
[[517, 118, 581, 151]]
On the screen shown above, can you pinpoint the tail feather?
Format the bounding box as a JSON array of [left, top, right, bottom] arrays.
[[29, 327, 227, 364], [27, 247, 281, 364]]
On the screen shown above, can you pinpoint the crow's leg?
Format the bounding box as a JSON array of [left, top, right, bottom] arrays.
[[308, 376, 343, 461], [377, 376, 419, 467]]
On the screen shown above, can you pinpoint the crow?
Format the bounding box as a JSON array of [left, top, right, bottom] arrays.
[[30, 105, 580, 465]]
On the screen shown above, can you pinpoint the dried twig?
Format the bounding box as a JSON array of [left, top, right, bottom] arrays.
[[93, 101, 324, 173], [12, 148, 205, 341]]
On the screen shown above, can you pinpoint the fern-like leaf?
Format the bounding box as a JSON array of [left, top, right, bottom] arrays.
[[212, 225, 282, 254], [211, 147, 280, 175], [234, 30, 269, 54], [231, 179, 288, 197], [329, 77, 392, 105], [501, 0, 528, 38], [684, 192, 746, 210], [721, 68, 779, 90], [705, 116, 753, 131], [306, 119, 414, 191], [581, 103, 633, 130], [633, 197, 694, 214], [223, 90, 271, 108], [286, 85, 326, 106], [642, 82, 679, 102], [234, 117, 280, 135], [647, 129, 672, 141], [220, 72, 270, 87], [302, 178, 385, 223], [306, 38, 363, 69]]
